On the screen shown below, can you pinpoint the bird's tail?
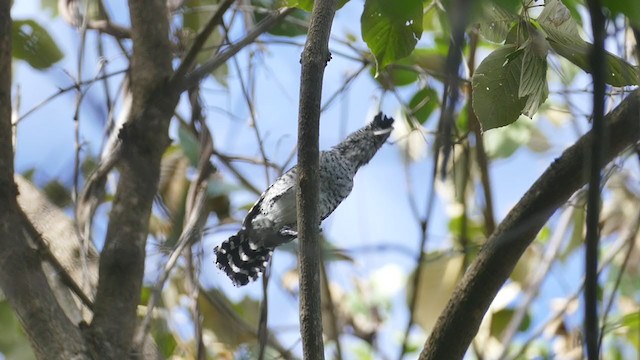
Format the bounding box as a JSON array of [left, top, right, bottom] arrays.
[[214, 230, 272, 286]]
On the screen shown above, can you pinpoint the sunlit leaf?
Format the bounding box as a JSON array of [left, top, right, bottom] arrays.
[[412, 253, 464, 333], [538, 0, 639, 86]]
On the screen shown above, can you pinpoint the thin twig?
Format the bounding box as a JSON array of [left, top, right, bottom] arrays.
[[173, 0, 235, 82], [320, 260, 343, 360], [466, 25, 496, 235], [222, 20, 271, 185], [398, 129, 440, 360], [181, 7, 295, 91], [15, 68, 128, 124], [320, 62, 368, 112]]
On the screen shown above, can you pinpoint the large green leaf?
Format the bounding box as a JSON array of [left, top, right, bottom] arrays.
[[538, 0, 639, 87], [361, 0, 423, 71], [12, 19, 64, 70], [472, 45, 529, 130], [478, 3, 519, 43]]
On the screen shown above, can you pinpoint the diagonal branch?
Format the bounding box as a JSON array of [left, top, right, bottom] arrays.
[[173, 0, 235, 81], [180, 7, 295, 91], [419, 89, 640, 360], [296, 0, 338, 359]]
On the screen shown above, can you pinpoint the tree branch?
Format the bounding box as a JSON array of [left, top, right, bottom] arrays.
[[180, 7, 295, 91], [88, 0, 177, 357], [420, 89, 640, 360], [584, 1, 607, 357], [297, 0, 338, 358], [0, 3, 88, 358], [173, 0, 235, 82]]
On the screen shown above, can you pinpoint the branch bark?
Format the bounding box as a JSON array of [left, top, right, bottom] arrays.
[[87, 0, 177, 357], [296, 0, 338, 358], [0, 3, 88, 358], [420, 89, 640, 360]]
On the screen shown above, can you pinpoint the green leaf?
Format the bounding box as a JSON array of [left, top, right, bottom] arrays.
[[478, 3, 519, 43], [472, 45, 528, 130], [407, 87, 439, 124], [12, 19, 64, 70], [361, 0, 423, 71], [538, 0, 639, 86], [602, 0, 640, 26], [371, 63, 419, 88], [518, 34, 548, 117]]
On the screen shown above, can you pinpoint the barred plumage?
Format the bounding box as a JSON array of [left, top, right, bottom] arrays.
[[214, 112, 394, 286]]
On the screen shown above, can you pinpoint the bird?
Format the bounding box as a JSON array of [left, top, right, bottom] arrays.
[[214, 112, 394, 286]]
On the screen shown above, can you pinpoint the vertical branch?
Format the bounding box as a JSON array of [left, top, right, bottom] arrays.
[[89, 0, 176, 357], [584, 1, 606, 358], [437, 0, 471, 178], [0, 2, 88, 357], [466, 26, 496, 235], [297, 0, 338, 358]]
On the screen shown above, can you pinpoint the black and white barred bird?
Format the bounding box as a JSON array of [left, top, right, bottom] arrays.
[[214, 112, 394, 286]]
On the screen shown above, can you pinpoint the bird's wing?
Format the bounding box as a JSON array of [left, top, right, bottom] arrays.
[[242, 166, 298, 229]]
